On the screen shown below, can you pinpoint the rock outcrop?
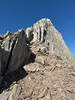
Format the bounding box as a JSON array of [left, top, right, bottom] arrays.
[[0, 18, 75, 75], [30, 18, 74, 65], [25, 18, 75, 65], [0, 18, 75, 100], [0, 30, 31, 75], [6, 30, 31, 73], [25, 27, 33, 43]]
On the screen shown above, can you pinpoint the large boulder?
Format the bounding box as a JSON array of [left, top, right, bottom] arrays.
[[7, 30, 31, 73], [0, 30, 31, 75], [33, 18, 53, 42]]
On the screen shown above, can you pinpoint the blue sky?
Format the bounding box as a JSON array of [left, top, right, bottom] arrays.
[[0, 0, 75, 55]]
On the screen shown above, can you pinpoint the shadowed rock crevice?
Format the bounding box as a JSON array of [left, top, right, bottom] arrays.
[[0, 48, 9, 75], [0, 68, 28, 93], [5, 36, 17, 74], [0, 30, 32, 75]]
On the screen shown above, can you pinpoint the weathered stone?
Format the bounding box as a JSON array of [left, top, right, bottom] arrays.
[[33, 18, 53, 42], [0, 30, 31, 74], [24, 63, 39, 72], [0, 18, 75, 100], [7, 30, 31, 73], [0, 49, 2, 75], [25, 27, 33, 42], [0, 40, 75, 100], [8, 84, 18, 100], [2, 32, 12, 39], [31, 18, 75, 65], [0, 75, 3, 85], [0, 33, 15, 74], [35, 56, 45, 65], [0, 91, 11, 100]]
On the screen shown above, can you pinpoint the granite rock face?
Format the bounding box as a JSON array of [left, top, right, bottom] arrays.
[[7, 30, 31, 73], [25, 27, 33, 43], [33, 18, 53, 42], [27, 18, 75, 65], [0, 30, 31, 75]]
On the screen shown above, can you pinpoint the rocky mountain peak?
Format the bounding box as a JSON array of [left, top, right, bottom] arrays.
[[33, 18, 53, 27], [0, 18, 75, 100], [25, 18, 75, 65], [32, 18, 53, 42]]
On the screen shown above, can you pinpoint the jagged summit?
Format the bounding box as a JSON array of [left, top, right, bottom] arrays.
[[0, 18, 75, 100], [33, 18, 53, 26], [25, 18, 74, 65], [33, 18, 53, 42], [0, 18, 74, 66], [25, 18, 53, 43]]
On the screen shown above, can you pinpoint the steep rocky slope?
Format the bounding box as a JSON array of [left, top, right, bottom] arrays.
[[0, 43, 75, 100], [0, 18, 75, 100]]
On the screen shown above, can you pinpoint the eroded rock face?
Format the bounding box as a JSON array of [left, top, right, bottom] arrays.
[[27, 18, 75, 65], [33, 18, 53, 42], [7, 30, 31, 73], [0, 30, 31, 75], [0, 32, 16, 74], [0, 18, 75, 100], [25, 27, 33, 43]]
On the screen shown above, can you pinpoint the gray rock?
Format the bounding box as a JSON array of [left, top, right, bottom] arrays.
[[2, 32, 12, 39], [0, 75, 3, 85], [0, 33, 15, 74], [7, 30, 31, 73], [8, 84, 18, 100], [25, 27, 33, 42], [35, 56, 45, 65], [0, 18, 74, 75], [28, 18, 75, 65], [23, 63, 39, 72], [0, 91, 11, 100], [33, 18, 53, 42], [0, 49, 2, 74], [0, 30, 31, 74]]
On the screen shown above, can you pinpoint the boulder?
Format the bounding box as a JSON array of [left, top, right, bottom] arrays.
[[0, 30, 31, 74], [0, 91, 11, 100], [6, 30, 31, 73], [23, 63, 40, 72], [8, 84, 18, 100]]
